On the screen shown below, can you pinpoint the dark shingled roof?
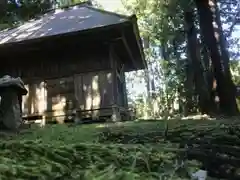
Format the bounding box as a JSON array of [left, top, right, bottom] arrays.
[[0, 2, 146, 71], [0, 2, 128, 45]]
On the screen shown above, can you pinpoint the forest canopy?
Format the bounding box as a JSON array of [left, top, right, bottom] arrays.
[[0, 0, 239, 118]]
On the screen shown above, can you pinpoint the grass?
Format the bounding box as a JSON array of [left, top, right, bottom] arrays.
[[0, 119, 239, 179]]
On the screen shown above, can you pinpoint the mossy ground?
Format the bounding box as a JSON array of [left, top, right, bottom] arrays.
[[1, 119, 238, 179]]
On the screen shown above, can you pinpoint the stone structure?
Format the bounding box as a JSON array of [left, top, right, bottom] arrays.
[[0, 75, 28, 130]]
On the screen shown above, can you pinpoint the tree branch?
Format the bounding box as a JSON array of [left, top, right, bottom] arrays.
[[227, 4, 240, 37]]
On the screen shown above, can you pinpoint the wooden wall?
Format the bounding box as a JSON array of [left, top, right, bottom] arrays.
[[111, 47, 128, 108], [22, 70, 115, 119], [22, 81, 46, 116], [0, 50, 111, 81], [3, 44, 129, 120], [74, 71, 113, 111]]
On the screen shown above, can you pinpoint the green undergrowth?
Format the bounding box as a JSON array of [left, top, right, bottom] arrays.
[[0, 141, 200, 179], [1, 119, 239, 179]]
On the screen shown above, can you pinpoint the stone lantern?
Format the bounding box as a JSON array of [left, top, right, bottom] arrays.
[[0, 75, 28, 131]]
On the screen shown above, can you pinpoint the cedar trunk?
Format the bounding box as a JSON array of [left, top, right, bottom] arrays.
[[184, 9, 210, 114], [195, 0, 238, 115], [211, 0, 237, 113], [0, 0, 7, 17], [200, 35, 218, 114]]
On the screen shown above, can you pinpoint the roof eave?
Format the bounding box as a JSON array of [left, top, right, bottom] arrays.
[[0, 20, 131, 51], [129, 15, 147, 70]]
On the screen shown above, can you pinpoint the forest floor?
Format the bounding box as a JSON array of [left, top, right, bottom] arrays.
[[1, 119, 239, 179]]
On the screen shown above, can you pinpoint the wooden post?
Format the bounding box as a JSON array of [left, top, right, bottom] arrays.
[[40, 115, 46, 127], [73, 74, 83, 123], [45, 81, 53, 122], [41, 81, 47, 127], [109, 44, 121, 121], [122, 72, 128, 108]]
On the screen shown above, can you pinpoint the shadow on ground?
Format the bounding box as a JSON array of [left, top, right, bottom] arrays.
[[98, 120, 240, 179]]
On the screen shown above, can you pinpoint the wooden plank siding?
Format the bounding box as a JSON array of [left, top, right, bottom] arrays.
[[22, 81, 46, 116], [21, 70, 117, 121], [0, 50, 111, 82], [1, 45, 129, 122]]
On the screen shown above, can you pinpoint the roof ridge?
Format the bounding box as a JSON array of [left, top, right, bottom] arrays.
[[58, 1, 92, 10], [41, 1, 91, 15], [84, 5, 131, 20], [31, 1, 132, 22]]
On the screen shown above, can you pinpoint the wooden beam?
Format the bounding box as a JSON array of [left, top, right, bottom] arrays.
[[120, 33, 138, 69], [109, 44, 117, 105], [109, 44, 121, 121], [129, 16, 147, 69]]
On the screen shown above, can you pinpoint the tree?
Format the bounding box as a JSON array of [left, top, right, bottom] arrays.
[[184, 8, 210, 114], [1, 0, 239, 118], [195, 0, 238, 115]]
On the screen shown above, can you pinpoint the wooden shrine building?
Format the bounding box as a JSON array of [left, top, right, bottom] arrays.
[[0, 1, 146, 123]]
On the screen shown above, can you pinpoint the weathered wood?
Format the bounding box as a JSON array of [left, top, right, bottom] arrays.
[[111, 46, 128, 108], [0, 43, 130, 123], [121, 34, 137, 69], [0, 52, 111, 81], [122, 72, 128, 107], [22, 81, 46, 116], [46, 76, 76, 123], [109, 44, 121, 121], [74, 74, 83, 109], [75, 71, 114, 112], [20, 68, 129, 122]]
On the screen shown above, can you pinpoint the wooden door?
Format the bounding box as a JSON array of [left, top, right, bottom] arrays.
[[22, 81, 47, 116]]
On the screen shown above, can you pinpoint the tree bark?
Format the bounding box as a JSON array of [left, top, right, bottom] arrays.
[[211, 0, 231, 73], [142, 36, 152, 117], [184, 9, 210, 114], [199, 27, 218, 115], [0, 0, 7, 18], [184, 60, 195, 115], [195, 0, 238, 116], [172, 39, 183, 114]]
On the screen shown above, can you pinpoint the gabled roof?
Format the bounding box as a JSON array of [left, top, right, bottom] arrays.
[[0, 2, 129, 45], [0, 2, 146, 71]]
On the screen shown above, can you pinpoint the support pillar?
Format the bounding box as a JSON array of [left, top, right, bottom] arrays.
[[109, 44, 121, 121], [111, 104, 121, 122]]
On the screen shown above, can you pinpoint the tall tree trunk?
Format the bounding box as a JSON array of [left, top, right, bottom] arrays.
[[184, 61, 194, 115], [143, 36, 152, 117], [211, 0, 231, 73], [172, 39, 183, 114], [211, 0, 238, 115], [184, 9, 210, 114], [150, 61, 156, 98], [143, 36, 151, 97], [199, 29, 218, 115], [0, 0, 7, 18], [210, 0, 238, 114], [195, 0, 238, 116], [161, 43, 173, 114]]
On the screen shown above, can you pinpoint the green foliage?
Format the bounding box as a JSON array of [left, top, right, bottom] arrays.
[[122, 0, 190, 117], [230, 60, 240, 109], [122, 0, 240, 117], [0, 123, 197, 179], [1, 0, 52, 27], [100, 119, 240, 179], [1, 120, 240, 179], [0, 0, 91, 29], [0, 141, 197, 179], [0, 0, 238, 117]]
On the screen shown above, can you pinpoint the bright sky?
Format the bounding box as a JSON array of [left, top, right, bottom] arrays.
[[97, 0, 123, 11]]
